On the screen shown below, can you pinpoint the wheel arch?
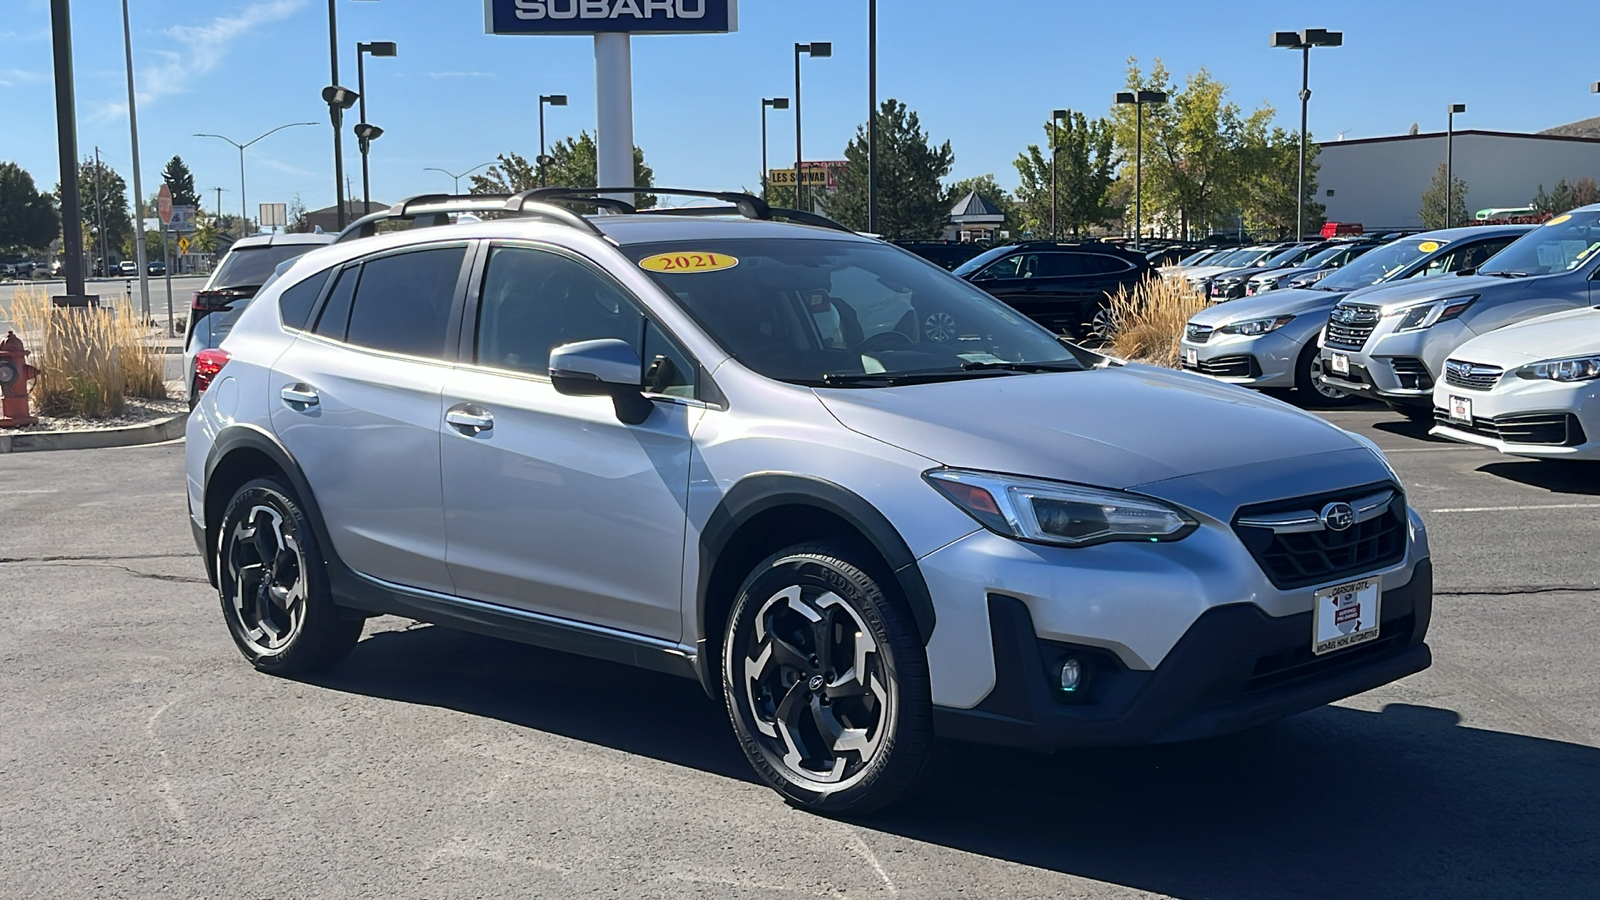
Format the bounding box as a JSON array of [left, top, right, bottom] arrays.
[[203, 425, 330, 588], [694, 474, 937, 698]]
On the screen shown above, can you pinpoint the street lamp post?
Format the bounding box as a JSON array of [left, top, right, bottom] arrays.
[[538, 94, 568, 187], [793, 42, 832, 212], [761, 97, 789, 196], [867, 0, 877, 233], [1446, 103, 1466, 228], [1271, 28, 1342, 242], [322, 85, 360, 229], [356, 40, 397, 211], [1049, 109, 1065, 240], [1115, 90, 1167, 245], [195, 122, 316, 241], [423, 163, 494, 194]]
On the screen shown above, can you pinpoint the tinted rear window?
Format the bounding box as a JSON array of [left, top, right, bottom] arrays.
[[212, 244, 323, 289], [344, 246, 466, 358], [278, 269, 333, 330]]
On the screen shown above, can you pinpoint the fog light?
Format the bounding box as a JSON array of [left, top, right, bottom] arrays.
[[1057, 658, 1082, 693]]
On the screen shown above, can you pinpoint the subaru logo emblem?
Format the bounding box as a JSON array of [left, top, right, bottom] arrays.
[[1320, 502, 1355, 532], [808, 675, 826, 692]]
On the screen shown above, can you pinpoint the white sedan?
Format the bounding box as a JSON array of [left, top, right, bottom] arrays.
[[1430, 306, 1600, 460]]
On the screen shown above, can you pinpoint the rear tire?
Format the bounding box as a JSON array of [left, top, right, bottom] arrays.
[[216, 477, 362, 676], [722, 542, 935, 815], [1294, 342, 1358, 408]]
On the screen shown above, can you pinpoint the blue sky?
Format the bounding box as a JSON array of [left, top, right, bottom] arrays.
[[3, 0, 1596, 216]]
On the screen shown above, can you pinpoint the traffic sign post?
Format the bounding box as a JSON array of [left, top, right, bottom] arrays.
[[157, 184, 174, 336]]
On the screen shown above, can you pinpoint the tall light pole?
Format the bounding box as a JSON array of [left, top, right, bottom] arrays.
[[424, 163, 493, 194], [1049, 109, 1065, 240], [538, 94, 568, 187], [48, 0, 93, 304], [93, 147, 108, 275], [867, 0, 878, 234], [195, 122, 316, 241], [761, 97, 789, 196], [1115, 90, 1167, 246], [120, 0, 151, 319], [793, 42, 832, 212], [1272, 28, 1342, 242], [356, 40, 397, 210], [1446, 103, 1465, 228]]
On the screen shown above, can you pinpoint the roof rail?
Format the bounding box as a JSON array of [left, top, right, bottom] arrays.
[[334, 192, 606, 243], [522, 187, 854, 233]]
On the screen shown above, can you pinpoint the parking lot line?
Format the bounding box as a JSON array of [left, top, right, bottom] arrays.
[[1430, 503, 1600, 514]]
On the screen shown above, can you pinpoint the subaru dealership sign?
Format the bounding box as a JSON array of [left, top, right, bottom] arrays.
[[485, 0, 737, 35]]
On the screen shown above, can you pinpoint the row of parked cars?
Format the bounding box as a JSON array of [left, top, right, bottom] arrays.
[[1175, 212, 1600, 462]]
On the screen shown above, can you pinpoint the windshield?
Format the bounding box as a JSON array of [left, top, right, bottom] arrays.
[[1178, 249, 1215, 266], [210, 243, 323, 290], [1316, 239, 1437, 291], [624, 239, 1084, 386], [1302, 244, 1362, 268], [1262, 244, 1313, 267], [950, 244, 1016, 277], [1479, 212, 1600, 276]]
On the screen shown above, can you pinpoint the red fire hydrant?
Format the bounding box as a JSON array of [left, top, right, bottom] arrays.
[[0, 330, 40, 427]]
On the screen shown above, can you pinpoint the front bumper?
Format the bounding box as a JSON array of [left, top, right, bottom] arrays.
[[935, 560, 1432, 750], [1319, 321, 1469, 406], [1430, 376, 1600, 459], [1180, 329, 1301, 388]]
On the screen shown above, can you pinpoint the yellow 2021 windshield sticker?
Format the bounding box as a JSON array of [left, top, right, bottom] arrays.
[[638, 251, 739, 273]]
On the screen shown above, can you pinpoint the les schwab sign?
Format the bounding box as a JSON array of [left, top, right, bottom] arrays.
[[486, 0, 737, 34]]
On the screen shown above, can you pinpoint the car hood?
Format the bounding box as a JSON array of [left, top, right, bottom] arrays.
[[1337, 273, 1502, 310], [814, 364, 1365, 491], [1253, 265, 1312, 281], [1208, 266, 1263, 281], [1189, 287, 1349, 326], [1448, 306, 1600, 364]]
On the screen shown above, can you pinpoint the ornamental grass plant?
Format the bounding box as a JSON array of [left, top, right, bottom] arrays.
[[1102, 276, 1210, 367], [9, 285, 166, 419]]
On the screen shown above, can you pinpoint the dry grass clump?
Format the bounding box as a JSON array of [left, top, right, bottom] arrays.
[[9, 285, 167, 419], [1102, 276, 1209, 367]]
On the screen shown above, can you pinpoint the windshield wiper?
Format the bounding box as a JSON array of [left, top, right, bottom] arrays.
[[1482, 271, 1530, 278], [817, 369, 1019, 388], [958, 360, 1082, 373]]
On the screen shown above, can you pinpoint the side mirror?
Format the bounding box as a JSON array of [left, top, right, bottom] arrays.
[[549, 338, 653, 424]]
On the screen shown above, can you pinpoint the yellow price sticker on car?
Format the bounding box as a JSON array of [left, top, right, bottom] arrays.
[[1417, 241, 1440, 253], [1546, 214, 1572, 226], [637, 251, 739, 274]]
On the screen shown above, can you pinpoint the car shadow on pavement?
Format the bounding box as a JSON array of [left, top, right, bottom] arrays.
[[315, 627, 1600, 899], [1477, 459, 1600, 496], [1371, 417, 1453, 442]]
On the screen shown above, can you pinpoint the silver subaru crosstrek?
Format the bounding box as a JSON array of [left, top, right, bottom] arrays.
[[186, 189, 1434, 814]]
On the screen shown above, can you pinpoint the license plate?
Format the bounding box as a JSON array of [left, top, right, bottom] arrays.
[[1314, 577, 1382, 656], [1184, 347, 1199, 366], [1330, 352, 1349, 375], [1449, 395, 1472, 423]]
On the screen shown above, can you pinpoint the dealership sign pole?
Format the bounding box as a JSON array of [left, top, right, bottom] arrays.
[[486, 1, 738, 205]]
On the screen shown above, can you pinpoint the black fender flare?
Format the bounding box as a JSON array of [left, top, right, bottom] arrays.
[[203, 425, 340, 589], [696, 474, 937, 691]]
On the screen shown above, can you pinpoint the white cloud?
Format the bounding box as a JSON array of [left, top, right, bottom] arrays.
[[0, 69, 47, 88], [92, 0, 306, 121]]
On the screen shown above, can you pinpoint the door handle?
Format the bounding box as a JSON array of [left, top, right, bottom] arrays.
[[445, 405, 494, 435], [280, 384, 319, 408]]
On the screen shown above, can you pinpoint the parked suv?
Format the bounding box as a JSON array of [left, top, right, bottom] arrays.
[[183, 232, 334, 407], [1321, 208, 1600, 420], [1182, 226, 1530, 406], [951, 240, 1151, 339], [187, 189, 1433, 814]]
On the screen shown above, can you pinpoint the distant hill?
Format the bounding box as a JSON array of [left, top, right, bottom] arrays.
[[1541, 117, 1600, 139]]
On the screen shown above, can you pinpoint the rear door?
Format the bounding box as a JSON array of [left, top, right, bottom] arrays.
[[269, 241, 471, 595]]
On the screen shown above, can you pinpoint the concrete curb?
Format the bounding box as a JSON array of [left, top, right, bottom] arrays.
[[0, 413, 186, 453]]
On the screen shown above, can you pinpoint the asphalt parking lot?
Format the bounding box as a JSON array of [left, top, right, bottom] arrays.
[[2, 408, 1597, 899]]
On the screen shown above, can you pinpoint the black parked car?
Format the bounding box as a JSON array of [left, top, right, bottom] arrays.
[[894, 240, 993, 270], [952, 241, 1152, 339]]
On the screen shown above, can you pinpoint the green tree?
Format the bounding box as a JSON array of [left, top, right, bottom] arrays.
[[0, 161, 60, 251], [1111, 59, 1279, 239], [1013, 110, 1119, 238], [64, 158, 132, 262], [285, 194, 311, 234], [1242, 127, 1325, 238], [1529, 177, 1597, 216], [823, 99, 955, 239], [160, 155, 199, 208], [943, 174, 1022, 238], [1420, 162, 1469, 229], [469, 134, 656, 209]]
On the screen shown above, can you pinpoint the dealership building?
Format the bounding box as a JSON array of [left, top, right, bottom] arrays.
[[1317, 120, 1600, 230]]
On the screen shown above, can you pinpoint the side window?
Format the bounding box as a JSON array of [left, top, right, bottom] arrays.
[[278, 268, 332, 330], [978, 254, 1024, 279], [1034, 253, 1084, 277], [476, 246, 644, 376], [344, 245, 466, 359], [312, 266, 359, 340], [1463, 238, 1513, 271], [642, 321, 696, 398], [1080, 255, 1134, 276]]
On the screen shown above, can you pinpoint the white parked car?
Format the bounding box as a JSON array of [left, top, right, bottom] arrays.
[[1430, 306, 1600, 460]]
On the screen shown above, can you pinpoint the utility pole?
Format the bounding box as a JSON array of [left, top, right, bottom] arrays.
[[49, 0, 93, 305], [867, 0, 877, 234]]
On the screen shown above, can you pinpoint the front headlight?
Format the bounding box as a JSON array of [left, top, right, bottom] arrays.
[[1386, 295, 1476, 332], [1514, 355, 1600, 382], [1219, 315, 1295, 336], [924, 469, 1196, 547]]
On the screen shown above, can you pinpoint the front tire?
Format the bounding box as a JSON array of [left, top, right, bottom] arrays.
[[722, 542, 935, 815], [217, 477, 362, 675], [1295, 342, 1358, 408]]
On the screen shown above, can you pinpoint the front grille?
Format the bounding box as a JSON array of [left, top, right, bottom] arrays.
[[1189, 355, 1259, 378], [1433, 410, 1587, 446], [1389, 357, 1434, 391], [1443, 359, 1504, 391], [1233, 485, 1407, 590], [1325, 304, 1380, 351], [1185, 323, 1215, 344]]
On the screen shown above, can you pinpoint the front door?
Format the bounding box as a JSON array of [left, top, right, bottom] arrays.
[[440, 242, 700, 641]]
